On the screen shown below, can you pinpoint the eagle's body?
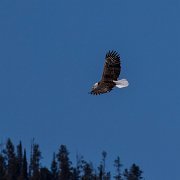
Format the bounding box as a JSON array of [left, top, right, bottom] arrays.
[[90, 51, 129, 95]]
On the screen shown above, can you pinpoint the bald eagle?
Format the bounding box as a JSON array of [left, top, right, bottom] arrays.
[[90, 50, 129, 95]]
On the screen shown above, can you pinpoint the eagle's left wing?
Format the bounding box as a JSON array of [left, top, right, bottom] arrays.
[[90, 82, 114, 95]]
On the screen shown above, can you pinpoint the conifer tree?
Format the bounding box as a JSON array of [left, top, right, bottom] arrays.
[[98, 163, 103, 180], [71, 154, 84, 180], [0, 153, 6, 180], [5, 138, 18, 180], [51, 152, 58, 180], [18, 149, 28, 180], [98, 151, 110, 180], [74, 154, 84, 179], [30, 142, 41, 180], [102, 151, 107, 178], [57, 145, 72, 180], [114, 156, 122, 180], [102, 151, 110, 180], [17, 141, 23, 177], [123, 164, 143, 180], [82, 161, 94, 180]]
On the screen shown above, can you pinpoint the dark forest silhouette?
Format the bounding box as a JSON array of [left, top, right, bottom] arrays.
[[0, 138, 144, 180]]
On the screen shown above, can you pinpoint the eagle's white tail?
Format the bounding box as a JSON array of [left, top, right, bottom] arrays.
[[113, 79, 129, 88]]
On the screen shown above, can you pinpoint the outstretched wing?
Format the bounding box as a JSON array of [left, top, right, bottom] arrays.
[[101, 51, 121, 82], [90, 82, 114, 95]]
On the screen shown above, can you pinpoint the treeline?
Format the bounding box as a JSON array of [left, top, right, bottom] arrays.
[[0, 138, 144, 180]]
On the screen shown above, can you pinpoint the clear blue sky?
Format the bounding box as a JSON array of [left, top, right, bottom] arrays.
[[0, 0, 179, 179]]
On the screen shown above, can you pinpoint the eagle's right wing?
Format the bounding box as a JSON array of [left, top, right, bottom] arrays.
[[101, 51, 121, 82]]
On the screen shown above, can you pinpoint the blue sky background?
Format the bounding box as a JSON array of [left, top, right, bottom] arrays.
[[0, 0, 179, 179]]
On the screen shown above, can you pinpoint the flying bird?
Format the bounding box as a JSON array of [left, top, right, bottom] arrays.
[[90, 50, 129, 95]]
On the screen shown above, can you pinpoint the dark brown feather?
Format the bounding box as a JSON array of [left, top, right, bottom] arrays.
[[90, 81, 115, 95], [101, 50, 121, 82]]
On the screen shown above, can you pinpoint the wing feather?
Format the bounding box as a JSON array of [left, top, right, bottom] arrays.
[[101, 50, 121, 82], [90, 82, 114, 95]]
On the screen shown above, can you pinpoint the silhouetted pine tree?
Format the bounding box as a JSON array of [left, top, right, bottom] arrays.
[[123, 164, 143, 180], [17, 141, 23, 178], [72, 154, 84, 180], [30, 142, 41, 180], [102, 151, 107, 179], [57, 145, 72, 180], [0, 153, 6, 180], [82, 161, 94, 180], [97, 151, 110, 180], [18, 149, 28, 180], [51, 153, 58, 180], [98, 163, 103, 180], [114, 156, 122, 180], [102, 151, 111, 180], [29, 139, 33, 177], [5, 138, 18, 180]]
